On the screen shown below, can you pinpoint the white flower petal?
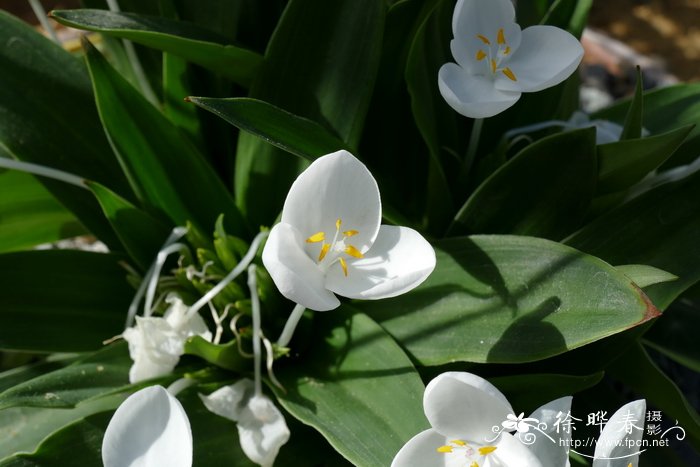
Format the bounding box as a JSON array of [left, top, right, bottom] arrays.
[[262, 222, 340, 311], [495, 25, 583, 93], [199, 378, 253, 422], [438, 63, 521, 118], [527, 396, 572, 467], [593, 399, 646, 467], [391, 429, 448, 467], [237, 395, 290, 467], [452, 0, 516, 40], [281, 150, 381, 256], [450, 23, 522, 73], [102, 386, 192, 467], [491, 432, 545, 467], [424, 372, 514, 441], [324, 225, 435, 300]]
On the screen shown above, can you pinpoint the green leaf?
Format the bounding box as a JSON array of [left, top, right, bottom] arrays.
[[616, 264, 678, 289], [183, 336, 248, 372], [187, 97, 349, 161], [82, 38, 246, 237], [0, 11, 129, 247], [540, 0, 593, 38], [358, 235, 659, 365], [0, 357, 78, 394], [566, 167, 700, 310], [274, 307, 428, 466], [644, 299, 700, 373], [0, 251, 132, 353], [451, 128, 597, 239], [86, 181, 170, 270], [50, 9, 262, 86], [596, 125, 693, 194], [621, 67, 644, 140], [607, 343, 700, 451], [0, 170, 83, 253], [234, 0, 385, 228]]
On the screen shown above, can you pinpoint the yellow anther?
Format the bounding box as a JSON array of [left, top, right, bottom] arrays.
[[450, 440, 466, 446], [476, 50, 487, 61], [476, 34, 491, 45], [318, 243, 330, 261], [344, 245, 364, 259], [335, 218, 342, 230], [436, 445, 453, 453], [497, 28, 505, 45], [339, 257, 348, 276], [306, 232, 325, 243], [504, 46, 511, 55], [502, 67, 517, 81], [478, 446, 497, 455], [490, 59, 497, 73], [343, 230, 359, 237], [470, 462, 479, 467]]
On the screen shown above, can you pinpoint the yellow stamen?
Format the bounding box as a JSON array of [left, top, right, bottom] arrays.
[[502, 67, 517, 81], [339, 257, 348, 276], [490, 59, 497, 73], [335, 218, 342, 230], [343, 230, 359, 237], [470, 463, 479, 467], [504, 46, 511, 55], [306, 232, 325, 243], [318, 243, 330, 261], [436, 445, 453, 453], [476, 34, 490, 45], [497, 28, 505, 45], [344, 245, 364, 259], [478, 446, 497, 455], [476, 50, 487, 61], [450, 440, 466, 446]]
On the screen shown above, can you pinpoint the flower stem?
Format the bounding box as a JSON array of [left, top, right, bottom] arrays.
[[0, 157, 86, 189], [247, 264, 262, 397], [461, 117, 484, 180], [276, 304, 306, 348], [144, 242, 187, 316], [166, 377, 196, 396], [28, 0, 60, 44]]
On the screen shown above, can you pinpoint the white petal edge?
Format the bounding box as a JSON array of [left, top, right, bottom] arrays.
[[280, 150, 381, 256], [452, 0, 516, 38], [438, 63, 521, 118], [495, 25, 583, 93], [592, 399, 646, 467], [423, 371, 514, 441], [527, 396, 573, 467], [325, 225, 436, 300], [390, 429, 448, 467], [237, 395, 291, 467], [102, 385, 192, 467], [490, 431, 546, 467], [199, 378, 253, 422], [262, 222, 340, 311]]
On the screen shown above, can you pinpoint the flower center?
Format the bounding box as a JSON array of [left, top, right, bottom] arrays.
[[437, 440, 498, 467], [474, 28, 517, 81], [305, 218, 363, 276]]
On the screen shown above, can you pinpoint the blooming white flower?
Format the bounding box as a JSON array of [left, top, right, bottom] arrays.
[[262, 150, 436, 311], [200, 379, 290, 467], [592, 399, 646, 467], [392, 372, 572, 467], [438, 0, 584, 118], [123, 294, 212, 383], [102, 385, 192, 467]]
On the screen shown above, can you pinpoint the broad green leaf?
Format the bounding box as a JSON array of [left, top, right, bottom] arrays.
[[608, 343, 700, 451], [86, 181, 170, 270], [235, 0, 385, 228], [162, 53, 203, 148], [0, 251, 131, 353], [183, 336, 248, 372], [274, 307, 428, 466], [451, 129, 597, 240], [616, 264, 678, 289], [540, 0, 593, 38], [187, 97, 348, 161], [83, 38, 247, 237], [0, 11, 128, 247], [567, 166, 700, 310], [50, 9, 261, 86], [0, 170, 83, 253], [0, 357, 78, 394], [644, 299, 700, 373], [0, 344, 131, 410], [596, 125, 693, 194], [621, 68, 644, 140], [358, 235, 659, 365]]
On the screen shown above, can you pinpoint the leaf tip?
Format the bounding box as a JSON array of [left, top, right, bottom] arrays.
[[635, 284, 662, 325]]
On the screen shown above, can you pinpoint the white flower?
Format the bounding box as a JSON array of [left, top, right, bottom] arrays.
[[262, 150, 436, 311], [592, 399, 646, 467], [392, 372, 572, 467], [123, 294, 212, 383], [199, 379, 290, 467], [102, 385, 192, 467], [502, 412, 538, 433], [438, 0, 584, 118]]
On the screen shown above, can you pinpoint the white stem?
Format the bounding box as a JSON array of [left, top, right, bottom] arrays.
[[262, 336, 283, 391], [0, 157, 86, 189], [28, 0, 60, 44], [247, 264, 262, 397], [276, 303, 306, 348], [144, 242, 186, 316], [187, 231, 269, 316], [167, 377, 196, 396], [125, 226, 188, 328]]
